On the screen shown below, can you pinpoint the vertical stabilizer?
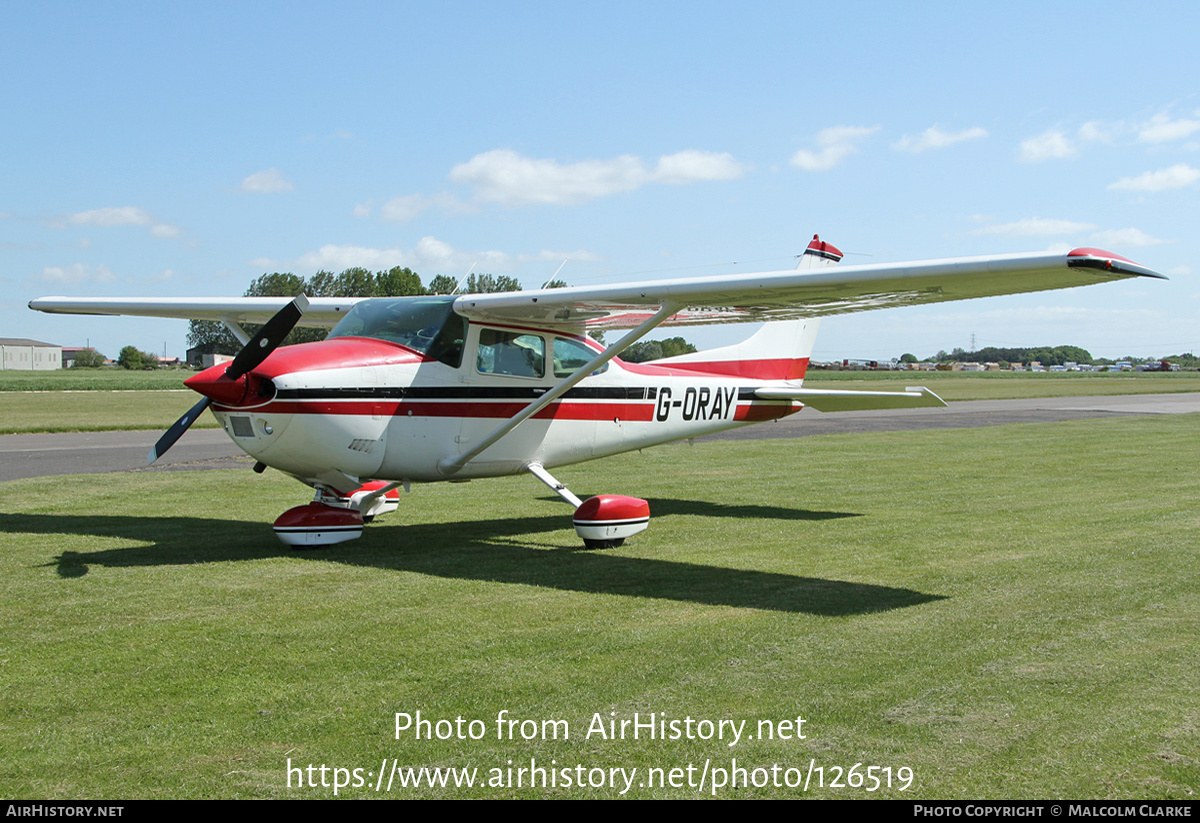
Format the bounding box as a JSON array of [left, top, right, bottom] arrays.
[[797, 234, 844, 269]]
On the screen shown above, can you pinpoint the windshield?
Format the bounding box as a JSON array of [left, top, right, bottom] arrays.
[[327, 295, 466, 367]]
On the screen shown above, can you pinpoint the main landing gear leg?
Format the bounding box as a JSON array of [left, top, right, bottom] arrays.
[[526, 463, 650, 550]]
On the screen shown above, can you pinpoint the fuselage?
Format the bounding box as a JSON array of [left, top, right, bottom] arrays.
[[186, 298, 802, 493]]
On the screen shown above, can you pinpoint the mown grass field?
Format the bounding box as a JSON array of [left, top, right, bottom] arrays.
[[3, 370, 1199, 434], [2, 414, 1197, 798]]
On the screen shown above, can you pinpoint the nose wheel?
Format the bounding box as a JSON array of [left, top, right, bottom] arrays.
[[273, 481, 403, 548]]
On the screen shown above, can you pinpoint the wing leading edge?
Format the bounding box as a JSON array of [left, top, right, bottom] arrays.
[[29, 247, 1163, 331], [27, 296, 362, 327], [452, 247, 1164, 330]]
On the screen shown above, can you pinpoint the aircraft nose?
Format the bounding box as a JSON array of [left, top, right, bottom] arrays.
[[185, 364, 275, 407]]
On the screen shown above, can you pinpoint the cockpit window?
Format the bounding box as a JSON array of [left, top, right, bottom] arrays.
[[327, 295, 466, 367], [476, 329, 545, 378], [553, 336, 607, 377]]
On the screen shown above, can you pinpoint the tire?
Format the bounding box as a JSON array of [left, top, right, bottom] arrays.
[[582, 538, 625, 550]]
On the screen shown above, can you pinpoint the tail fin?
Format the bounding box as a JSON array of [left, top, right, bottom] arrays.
[[651, 235, 841, 381], [796, 234, 843, 269]]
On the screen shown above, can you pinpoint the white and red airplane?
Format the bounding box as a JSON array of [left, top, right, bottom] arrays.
[[30, 237, 1163, 548]]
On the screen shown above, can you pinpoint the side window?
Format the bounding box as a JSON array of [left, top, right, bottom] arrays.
[[552, 337, 608, 378], [477, 329, 545, 378]]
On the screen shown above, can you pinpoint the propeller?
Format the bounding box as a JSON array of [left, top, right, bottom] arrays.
[[147, 294, 309, 465]]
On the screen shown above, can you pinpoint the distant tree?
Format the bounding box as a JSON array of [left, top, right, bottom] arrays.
[[620, 337, 697, 362], [900, 352, 918, 364], [622, 341, 664, 363], [544, 278, 568, 289], [376, 266, 424, 297], [465, 273, 522, 294], [187, 266, 430, 358], [247, 271, 307, 297], [73, 348, 106, 368], [657, 337, 698, 358], [426, 274, 459, 294], [117, 345, 153, 370], [932, 344, 1094, 366]]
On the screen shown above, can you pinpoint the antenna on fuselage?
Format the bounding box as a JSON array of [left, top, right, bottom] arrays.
[[452, 262, 478, 295]]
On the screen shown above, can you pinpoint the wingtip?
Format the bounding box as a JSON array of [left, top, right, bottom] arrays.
[[1067, 247, 1167, 280]]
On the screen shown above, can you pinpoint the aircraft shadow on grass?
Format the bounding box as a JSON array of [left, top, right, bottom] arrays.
[[6, 503, 943, 616]]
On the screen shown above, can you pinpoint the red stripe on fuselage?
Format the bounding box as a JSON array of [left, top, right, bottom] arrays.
[[616, 358, 808, 380], [734, 402, 802, 422], [644, 357, 809, 381]]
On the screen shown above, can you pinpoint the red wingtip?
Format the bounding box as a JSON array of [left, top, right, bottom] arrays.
[[1068, 247, 1134, 264]]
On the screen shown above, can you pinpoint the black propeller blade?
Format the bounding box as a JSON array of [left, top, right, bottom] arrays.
[[225, 293, 310, 380], [147, 396, 212, 465], [147, 293, 309, 465]]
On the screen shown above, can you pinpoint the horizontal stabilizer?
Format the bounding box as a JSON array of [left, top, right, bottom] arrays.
[[755, 386, 946, 412]]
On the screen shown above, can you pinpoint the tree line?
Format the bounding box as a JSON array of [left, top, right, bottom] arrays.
[[185, 265, 704, 363], [187, 267, 537, 357], [927, 345, 1094, 366]]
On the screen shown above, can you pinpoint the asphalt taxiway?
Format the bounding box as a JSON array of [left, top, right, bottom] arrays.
[[2, 393, 1198, 482]]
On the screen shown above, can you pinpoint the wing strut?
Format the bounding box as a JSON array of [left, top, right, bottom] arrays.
[[437, 302, 682, 475]]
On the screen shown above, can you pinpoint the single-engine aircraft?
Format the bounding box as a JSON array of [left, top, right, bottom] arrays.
[[30, 236, 1164, 548]]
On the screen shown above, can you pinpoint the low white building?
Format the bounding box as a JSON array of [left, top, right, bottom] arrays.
[[0, 338, 62, 370]]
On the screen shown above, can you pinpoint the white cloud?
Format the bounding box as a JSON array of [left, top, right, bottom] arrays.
[[352, 201, 372, 218], [893, 126, 987, 153], [972, 217, 1097, 237], [240, 168, 295, 193], [66, 206, 179, 238], [1088, 228, 1165, 247], [68, 206, 153, 227], [1078, 120, 1121, 143], [39, 263, 116, 284], [518, 248, 602, 264], [294, 236, 513, 275], [445, 148, 745, 207], [1137, 112, 1200, 143], [790, 125, 880, 171], [1018, 130, 1075, 162], [1108, 163, 1200, 192], [449, 149, 649, 206], [653, 150, 746, 183], [380, 194, 432, 222]]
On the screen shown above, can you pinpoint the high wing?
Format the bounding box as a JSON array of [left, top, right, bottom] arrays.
[[30, 247, 1162, 333], [452, 247, 1164, 331], [27, 296, 362, 327]]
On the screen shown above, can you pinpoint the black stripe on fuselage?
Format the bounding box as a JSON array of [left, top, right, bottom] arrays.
[[273, 386, 662, 401]]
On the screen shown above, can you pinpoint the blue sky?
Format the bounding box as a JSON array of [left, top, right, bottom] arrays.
[[4, 1, 1197, 362]]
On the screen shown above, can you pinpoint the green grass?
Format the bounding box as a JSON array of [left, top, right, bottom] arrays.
[[0, 368, 190, 392], [2, 415, 1197, 798], [0, 390, 220, 434]]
